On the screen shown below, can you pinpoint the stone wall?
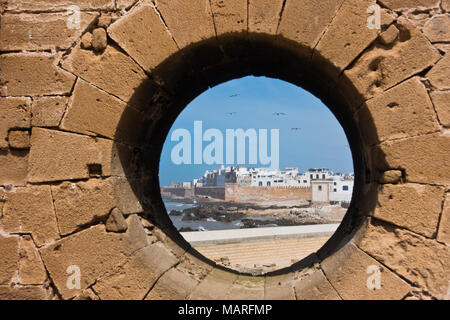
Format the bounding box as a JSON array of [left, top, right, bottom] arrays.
[[225, 184, 312, 202], [0, 0, 448, 300]]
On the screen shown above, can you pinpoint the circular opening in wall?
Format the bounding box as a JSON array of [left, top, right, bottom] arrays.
[[158, 76, 354, 274]]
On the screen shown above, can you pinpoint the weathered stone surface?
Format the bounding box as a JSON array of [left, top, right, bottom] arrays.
[[0, 53, 76, 97], [443, 0, 450, 11], [146, 267, 199, 300], [430, 91, 450, 128], [278, 0, 343, 57], [210, 0, 247, 35], [97, 14, 112, 28], [373, 184, 445, 237], [61, 80, 126, 139], [105, 208, 128, 233], [111, 176, 144, 215], [108, 4, 178, 72], [92, 28, 107, 52], [379, 24, 399, 45], [6, 0, 114, 11], [61, 45, 148, 102], [0, 150, 28, 186], [378, 170, 403, 184], [189, 268, 237, 300], [437, 193, 450, 245], [379, 0, 440, 9], [0, 286, 50, 300], [0, 13, 97, 51], [293, 269, 341, 300], [40, 218, 148, 299], [18, 235, 47, 285], [154, 0, 216, 48], [357, 77, 440, 145], [264, 274, 296, 300], [375, 133, 450, 185], [8, 130, 30, 149], [73, 288, 99, 300], [341, 18, 440, 106], [28, 128, 113, 183], [31, 97, 67, 128], [248, 0, 284, 36], [0, 97, 31, 150], [427, 53, 450, 90], [313, 0, 392, 79], [424, 15, 450, 43], [0, 235, 19, 285], [52, 179, 116, 236], [226, 275, 265, 300], [1, 186, 59, 247], [356, 220, 450, 299], [93, 242, 178, 300], [322, 242, 411, 300], [80, 32, 93, 49]]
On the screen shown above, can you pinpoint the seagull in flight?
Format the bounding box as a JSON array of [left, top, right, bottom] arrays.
[[229, 94, 240, 98], [273, 112, 287, 116], [225, 112, 237, 116], [291, 128, 301, 131]]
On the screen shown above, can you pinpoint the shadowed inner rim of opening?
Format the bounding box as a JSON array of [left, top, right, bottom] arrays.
[[115, 37, 368, 276]]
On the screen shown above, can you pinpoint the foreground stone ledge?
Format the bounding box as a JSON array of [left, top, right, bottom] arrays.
[[154, 0, 216, 49], [430, 91, 450, 128], [356, 219, 450, 299], [189, 268, 238, 300], [341, 18, 440, 107], [437, 193, 450, 245], [28, 128, 113, 183], [293, 268, 341, 300], [94, 242, 178, 300], [0, 97, 31, 150], [278, 0, 344, 58], [0, 12, 97, 51], [374, 133, 450, 186], [5, 0, 115, 12], [40, 217, 148, 299], [357, 77, 439, 145], [107, 3, 179, 72], [0, 53, 76, 97], [373, 183, 445, 238], [146, 267, 199, 300], [1, 186, 59, 247], [0, 235, 19, 285], [61, 44, 149, 102], [321, 242, 411, 300]]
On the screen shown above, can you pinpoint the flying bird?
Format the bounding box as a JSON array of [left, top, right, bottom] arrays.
[[291, 128, 301, 131], [273, 112, 287, 116], [229, 94, 240, 98], [225, 112, 237, 116]]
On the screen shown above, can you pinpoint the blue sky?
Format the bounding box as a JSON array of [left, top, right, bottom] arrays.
[[159, 76, 353, 186]]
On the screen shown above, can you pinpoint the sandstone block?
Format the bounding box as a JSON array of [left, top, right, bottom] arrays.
[[424, 15, 450, 43], [437, 193, 450, 245], [356, 220, 450, 299], [0, 12, 97, 51], [375, 133, 450, 185], [97, 14, 112, 28], [61, 45, 149, 102], [40, 220, 148, 299], [374, 184, 445, 237], [357, 77, 439, 145], [8, 130, 30, 149], [0, 53, 76, 97], [210, 0, 247, 35], [154, 0, 216, 48], [0, 286, 50, 300], [226, 275, 265, 300], [51, 179, 116, 236], [427, 53, 450, 90], [117, 0, 137, 9], [322, 242, 411, 299], [278, 0, 344, 57], [293, 269, 341, 300], [248, 0, 284, 36], [1, 186, 59, 247], [92, 28, 107, 52], [18, 235, 47, 285], [146, 267, 199, 300], [80, 32, 93, 49], [108, 4, 178, 72], [379, 24, 399, 45], [430, 91, 450, 128], [0, 150, 28, 186], [6, 0, 114, 11], [189, 268, 238, 300], [0, 235, 19, 285], [105, 208, 128, 233], [264, 274, 296, 300], [341, 18, 440, 107], [443, 0, 450, 11], [313, 0, 393, 79], [0, 97, 31, 150], [379, 0, 440, 10], [93, 242, 178, 300], [31, 97, 67, 128], [378, 170, 403, 184], [28, 128, 113, 183]]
